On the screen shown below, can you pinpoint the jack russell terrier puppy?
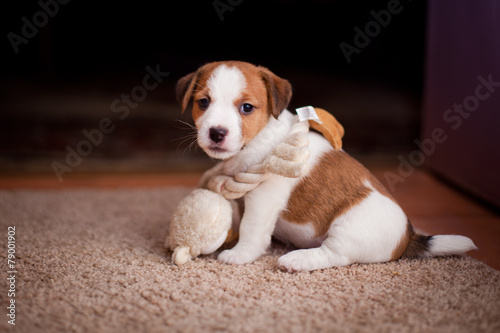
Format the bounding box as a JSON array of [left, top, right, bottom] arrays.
[[176, 60, 477, 272]]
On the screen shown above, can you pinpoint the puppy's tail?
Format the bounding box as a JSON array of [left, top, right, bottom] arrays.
[[401, 224, 477, 260]]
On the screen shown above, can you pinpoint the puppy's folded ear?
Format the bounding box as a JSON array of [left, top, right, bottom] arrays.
[[176, 71, 199, 113], [259, 67, 292, 119]]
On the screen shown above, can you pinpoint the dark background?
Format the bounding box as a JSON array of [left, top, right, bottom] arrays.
[[1, 0, 426, 173]]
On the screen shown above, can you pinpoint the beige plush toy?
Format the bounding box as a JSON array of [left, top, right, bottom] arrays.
[[165, 188, 234, 266], [165, 107, 344, 265]]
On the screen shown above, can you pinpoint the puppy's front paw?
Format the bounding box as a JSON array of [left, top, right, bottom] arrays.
[[217, 248, 260, 265]]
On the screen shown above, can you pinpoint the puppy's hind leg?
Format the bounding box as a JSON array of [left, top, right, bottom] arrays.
[[278, 239, 352, 272], [278, 191, 409, 272]]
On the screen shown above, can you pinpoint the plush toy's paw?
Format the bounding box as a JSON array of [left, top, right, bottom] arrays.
[[217, 248, 260, 265], [262, 121, 311, 179], [172, 247, 192, 266]]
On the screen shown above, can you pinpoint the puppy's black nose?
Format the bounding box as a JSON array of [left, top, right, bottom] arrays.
[[209, 127, 228, 143]]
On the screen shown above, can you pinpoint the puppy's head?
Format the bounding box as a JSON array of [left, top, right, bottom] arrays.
[[176, 61, 292, 159]]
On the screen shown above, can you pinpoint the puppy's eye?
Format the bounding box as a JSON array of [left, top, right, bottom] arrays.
[[197, 98, 210, 110], [240, 103, 254, 115]]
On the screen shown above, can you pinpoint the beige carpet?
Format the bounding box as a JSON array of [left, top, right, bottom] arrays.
[[1, 188, 499, 333]]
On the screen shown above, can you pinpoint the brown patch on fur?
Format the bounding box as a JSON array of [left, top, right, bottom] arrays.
[[176, 62, 221, 121], [281, 150, 375, 237], [390, 219, 412, 260], [240, 109, 271, 145], [234, 65, 274, 144]]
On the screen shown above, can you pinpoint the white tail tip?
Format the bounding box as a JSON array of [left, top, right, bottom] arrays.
[[428, 235, 478, 257]]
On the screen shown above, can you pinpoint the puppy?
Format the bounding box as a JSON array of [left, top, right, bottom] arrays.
[[176, 60, 477, 272]]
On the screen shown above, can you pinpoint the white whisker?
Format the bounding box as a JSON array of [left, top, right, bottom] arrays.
[[171, 119, 199, 154]]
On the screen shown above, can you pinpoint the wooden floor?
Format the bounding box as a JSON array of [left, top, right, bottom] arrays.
[[1, 167, 499, 271]]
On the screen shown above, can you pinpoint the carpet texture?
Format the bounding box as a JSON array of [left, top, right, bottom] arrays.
[[1, 188, 499, 333]]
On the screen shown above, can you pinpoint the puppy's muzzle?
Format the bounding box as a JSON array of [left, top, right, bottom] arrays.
[[209, 127, 228, 144]]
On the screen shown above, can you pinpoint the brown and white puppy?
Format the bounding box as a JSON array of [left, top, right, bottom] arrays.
[[176, 60, 476, 271]]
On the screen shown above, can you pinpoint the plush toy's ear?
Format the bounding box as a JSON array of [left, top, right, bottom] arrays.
[[259, 67, 292, 119], [310, 108, 345, 150], [176, 71, 199, 113]]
